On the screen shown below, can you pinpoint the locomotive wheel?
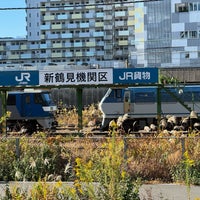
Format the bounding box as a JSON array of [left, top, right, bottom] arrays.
[[25, 121, 38, 135], [12, 121, 22, 132]]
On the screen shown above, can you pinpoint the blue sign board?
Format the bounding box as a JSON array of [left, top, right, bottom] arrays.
[[113, 68, 158, 84], [0, 68, 159, 87], [0, 71, 39, 86]]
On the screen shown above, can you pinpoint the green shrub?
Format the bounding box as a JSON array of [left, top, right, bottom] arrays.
[[0, 138, 16, 181], [13, 136, 71, 182]]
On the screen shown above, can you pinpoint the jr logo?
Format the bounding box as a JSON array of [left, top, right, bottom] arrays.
[[119, 72, 134, 80], [15, 72, 31, 82]]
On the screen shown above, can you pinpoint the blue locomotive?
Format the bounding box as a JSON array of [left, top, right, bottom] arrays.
[[99, 85, 200, 130], [0, 89, 57, 133]]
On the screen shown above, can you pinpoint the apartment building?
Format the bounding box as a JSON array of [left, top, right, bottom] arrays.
[[0, 0, 200, 68], [0, 0, 135, 68]]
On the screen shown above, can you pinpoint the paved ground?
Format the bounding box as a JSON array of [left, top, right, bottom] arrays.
[[139, 184, 200, 200], [0, 182, 200, 199]]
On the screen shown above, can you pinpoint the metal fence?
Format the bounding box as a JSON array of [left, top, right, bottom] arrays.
[[51, 88, 107, 107], [3, 136, 199, 161]]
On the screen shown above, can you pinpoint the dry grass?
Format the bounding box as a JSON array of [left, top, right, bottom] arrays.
[[56, 104, 102, 128]]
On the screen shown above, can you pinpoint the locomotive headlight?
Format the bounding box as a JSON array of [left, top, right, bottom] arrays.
[[43, 106, 57, 112]]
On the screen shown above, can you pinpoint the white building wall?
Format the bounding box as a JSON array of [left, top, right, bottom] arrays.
[[171, 0, 200, 67], [26, 0, 42, 41]]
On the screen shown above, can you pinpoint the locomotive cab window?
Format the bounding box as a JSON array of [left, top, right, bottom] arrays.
[[115, 89, 122, 98], [42, 93, 52, 104], [109, 89, 122, 98], [34, 93, 44, 104]]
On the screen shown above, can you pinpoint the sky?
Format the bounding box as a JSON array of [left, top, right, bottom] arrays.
[[0, 0, 26, 38]]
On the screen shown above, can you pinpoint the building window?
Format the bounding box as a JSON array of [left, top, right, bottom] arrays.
[[180, 31, 187, 38], [180, 31, 198, 39], [175, 3, 189, 12], [181, 52, 190, 59], [189, 31, 197, 38], [189, 3, 199, 11]]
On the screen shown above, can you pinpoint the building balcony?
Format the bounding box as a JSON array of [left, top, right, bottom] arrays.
[[96, 51, 104, 56], [52, 43, 63, 48], [96, 41, 104, 46], [118, 30, 129, 36], [79, 32, 90, 38], [95, 22, 104, 27], [118, 40, 128, 45], [85, 13, 94, 18], [71, 14, 82, 19], [8, 55, 20, 59], [85, 5, 95, 9], [51, 52, 62, 58], [67, 24, 78, 29], [65, 52, 73, 57], [29, 44, 40, 49], [115, 11, 126, 17], [40, 8, 47, 12], [104, 54, 113, 60], [65, 43, 72, 48], [52, 24, 62, 29], [40, 34, 46, 40], [93, 32, 104, 37], [20, 45, 28, 50], [104, 35, 113, 40], [57, 14, 68, 20], [74, 42, 83, 47], [104, 25, 113, 30], [48, 34, 59, 39], [44, 15, 55, 21], [104, 44, 113, 50], [85, 42, 96, 47], [41, 24, 51, 30], [21, 53, 31, 59], [64, 7, 73, 11], [40, 44, 48, 48], [0, 46, 5, 51], [0, 55, 7, 59], [61, 33, 73, 39], [96, 13, 104, 18], [75, 52, 83, 57], [86, 51, 95, 56], [8, 46, 18, 50], [104, 5, 113, 10], [104, 15, 113, 20], [80, 23, 90, 28]]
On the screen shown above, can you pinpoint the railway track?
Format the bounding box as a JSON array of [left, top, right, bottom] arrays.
[[4, 125, 190, 138]]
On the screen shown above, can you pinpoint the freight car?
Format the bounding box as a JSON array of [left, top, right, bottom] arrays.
[[99, 85, 200, 130], [0, 89, 57, 133]]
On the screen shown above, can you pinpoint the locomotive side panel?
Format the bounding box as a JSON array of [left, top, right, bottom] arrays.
[[99, 85, 200, 130], [0, 90, 57, 133]]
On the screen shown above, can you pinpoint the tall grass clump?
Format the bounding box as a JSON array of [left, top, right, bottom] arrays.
[[56, 103, 101, 127], [171, 137, 200, 186], [0, 138, 16, 181], [13, 135, 71, 182], [71, 131, 141, 200]]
